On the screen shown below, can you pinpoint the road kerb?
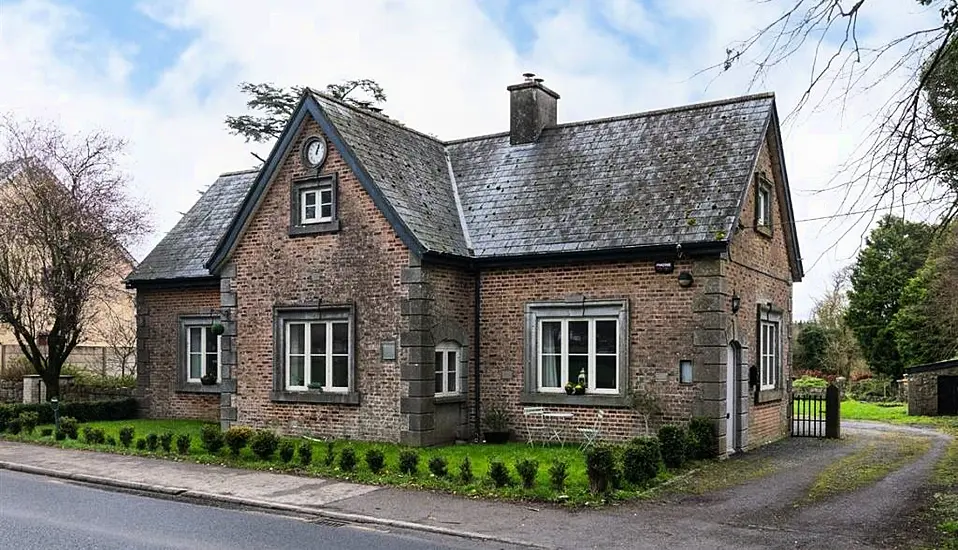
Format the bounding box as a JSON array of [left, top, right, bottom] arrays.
[[0, 460, 544, 549]]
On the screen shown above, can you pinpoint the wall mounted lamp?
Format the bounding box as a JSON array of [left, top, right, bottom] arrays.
[[677, 271, 694, 288], [731, 292, 741, 314]]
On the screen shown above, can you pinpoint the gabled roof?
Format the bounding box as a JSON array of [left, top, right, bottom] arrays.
[[905, 358, 958, 375], [138, 88, 803, 283], [126, 169, 257, 284]]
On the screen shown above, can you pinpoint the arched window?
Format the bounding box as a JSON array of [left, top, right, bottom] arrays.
[[435, 341, 461, 397]]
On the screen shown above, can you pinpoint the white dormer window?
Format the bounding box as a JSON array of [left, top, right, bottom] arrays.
[[300, 187, 333, 224]]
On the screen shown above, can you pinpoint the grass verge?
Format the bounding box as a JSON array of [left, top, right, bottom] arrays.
[[841, 400, 958, 430], [805, 433, 932, 502], [0, 419, 691, 507]]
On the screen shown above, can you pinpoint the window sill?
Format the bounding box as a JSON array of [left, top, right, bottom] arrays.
[[520, 392, 631, 408], [435, 394, 466, 405], [176, 379, 235, 394], [756, 388, 783, 404], [755, 224, 773, 238], [289, 219, 340, 237], [270, 390, 360, 405]]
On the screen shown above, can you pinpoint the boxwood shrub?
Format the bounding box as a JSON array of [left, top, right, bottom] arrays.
[[0, 398, 137, 424]]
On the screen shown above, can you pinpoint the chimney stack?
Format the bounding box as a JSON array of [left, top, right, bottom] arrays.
[[507, 73, 559, 145]]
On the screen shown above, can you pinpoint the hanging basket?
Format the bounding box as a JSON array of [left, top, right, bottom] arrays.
[[210, 322, 225, 336]]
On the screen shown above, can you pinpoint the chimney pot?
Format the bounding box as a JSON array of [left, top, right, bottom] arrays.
[[507, 74, 560, 145]]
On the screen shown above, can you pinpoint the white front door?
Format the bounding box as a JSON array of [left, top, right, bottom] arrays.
[[726, 344, 737, 454]]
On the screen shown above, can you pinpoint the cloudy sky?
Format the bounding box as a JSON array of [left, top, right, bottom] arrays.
[[0, 0, 944, 319]]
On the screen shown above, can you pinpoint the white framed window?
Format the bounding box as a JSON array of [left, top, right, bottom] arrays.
[[284, 320, 350, 392], [435, 341, 460, 397], [300, 187, 333, 224], [755, 176, 772, 230], [184, 324, 221, 383], [537, 318, 619, 394], [759, 319, 779, 390]]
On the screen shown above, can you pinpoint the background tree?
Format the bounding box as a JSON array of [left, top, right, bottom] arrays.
[[891, 221, 958, 366], [0, 117, 149, 399], [846, 215, 934, 379], [716, 0, 958, 223], [225, 79, 387, 143], [793, 321, 829, 372]]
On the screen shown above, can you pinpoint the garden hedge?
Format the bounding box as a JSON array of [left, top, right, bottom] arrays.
[[0, 398, 137, 429]]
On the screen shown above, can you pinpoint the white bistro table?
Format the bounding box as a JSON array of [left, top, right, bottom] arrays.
[[542, 411, 574, 447]]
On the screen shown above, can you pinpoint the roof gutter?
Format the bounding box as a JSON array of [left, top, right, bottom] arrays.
[[125, 276, 220, 290]]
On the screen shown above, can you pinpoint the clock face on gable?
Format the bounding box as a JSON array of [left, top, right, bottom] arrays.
[[302, 136, 327, 169]]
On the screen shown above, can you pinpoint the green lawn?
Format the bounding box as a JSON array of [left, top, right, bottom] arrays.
[[3, 419, 684, 506], [840, 400, 958, 430]]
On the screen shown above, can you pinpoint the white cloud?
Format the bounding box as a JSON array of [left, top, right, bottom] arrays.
[[0, 0, 944, 319]]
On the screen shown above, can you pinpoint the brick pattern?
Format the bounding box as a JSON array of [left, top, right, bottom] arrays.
[[727, 138, 795, 448], [477, 259, 702, 442], [135, 287, 220, 420], [229, 118, 410, 441], [425, 264, 476, 441]]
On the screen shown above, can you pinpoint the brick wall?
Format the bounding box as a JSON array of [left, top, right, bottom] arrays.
[[136, 286, 220, 420], [727, 137, 796, 448], [477, 259, 702, 442], [424, 264, 476, 441], [230, 118, 409, 441]]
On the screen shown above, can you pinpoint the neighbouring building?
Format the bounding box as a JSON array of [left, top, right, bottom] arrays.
[[127, 75, 803, 453], [905, 359, 958, 416]]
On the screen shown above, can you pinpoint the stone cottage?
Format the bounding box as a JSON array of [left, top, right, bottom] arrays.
[[127, 76, 803, 453]]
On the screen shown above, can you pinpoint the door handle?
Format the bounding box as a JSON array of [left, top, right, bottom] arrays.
[[726, 413, 730, 419]]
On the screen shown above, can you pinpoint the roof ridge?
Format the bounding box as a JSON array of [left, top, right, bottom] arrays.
[[218, 168, 260, 177], [307, 89, 446, 146], [444, 92, 776, 146]]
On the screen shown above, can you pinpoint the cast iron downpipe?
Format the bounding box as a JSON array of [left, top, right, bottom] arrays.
[[473, 268, 482, 442]]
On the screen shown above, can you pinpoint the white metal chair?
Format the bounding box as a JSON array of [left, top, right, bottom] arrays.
[[523, 406, 549, 446], [577, 409, 605, 451]]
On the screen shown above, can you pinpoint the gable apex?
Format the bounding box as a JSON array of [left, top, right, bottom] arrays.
[[206, 92, 428, 273]]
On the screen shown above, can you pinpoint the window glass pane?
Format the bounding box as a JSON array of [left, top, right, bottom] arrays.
[[205, 329, 217, 353], [311, 323, 326, 355], [435, 352, 443, 375], [320, 188, 332, 206], [189, 354, 202, 380], [569, 355, 588, 384], [595, 356, 616, 389], [310, 355, 326, 387], [289, 323, 305, 354], [595, 320, 617, 354], [189, 327, 202, 352], [541, 321, 561, 354], [289, 356, 305, 387], [304, 191, 316, 207], [305, 205, 317, 220], [448, 371, 456, 393], [436, 371, 443, 393], [568, 321, 588, 354], [540, 355, 560, 387], [332, 323, 348, 354], [332, 356, 348, 388], [447, 351, 457, 375], [206, 351, 218, 377], [320, 204, 332, 219]]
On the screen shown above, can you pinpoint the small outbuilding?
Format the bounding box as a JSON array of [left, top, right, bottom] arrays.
[[905, 359, 958, 416]]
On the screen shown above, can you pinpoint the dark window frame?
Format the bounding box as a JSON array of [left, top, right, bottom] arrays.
[[271, 304, 359, 405], [755, 304, 784, 403], [175, 315, 233, 394], [289, 174, 340, 237], [521, 299, 631, 407]]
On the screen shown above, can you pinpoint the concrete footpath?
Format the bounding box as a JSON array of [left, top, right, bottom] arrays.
[[0, 429, 929, 550]]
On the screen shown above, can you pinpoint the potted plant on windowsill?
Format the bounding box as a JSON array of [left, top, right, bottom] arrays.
[[482, 404, 511, 444], [200, 372, 218, 386], [573, 383, 586, 395], [565, 382, 575, 395], [307, 382, 323, 391]]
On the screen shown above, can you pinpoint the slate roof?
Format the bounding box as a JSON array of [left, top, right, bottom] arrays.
[[448, 96, 774, 257], [126, 169, 258, 282], [136, 89, 799, 283], [316, 95, 471, 256]]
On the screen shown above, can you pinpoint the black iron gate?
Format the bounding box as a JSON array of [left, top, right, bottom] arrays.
[[791, 384, 841, 438]]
